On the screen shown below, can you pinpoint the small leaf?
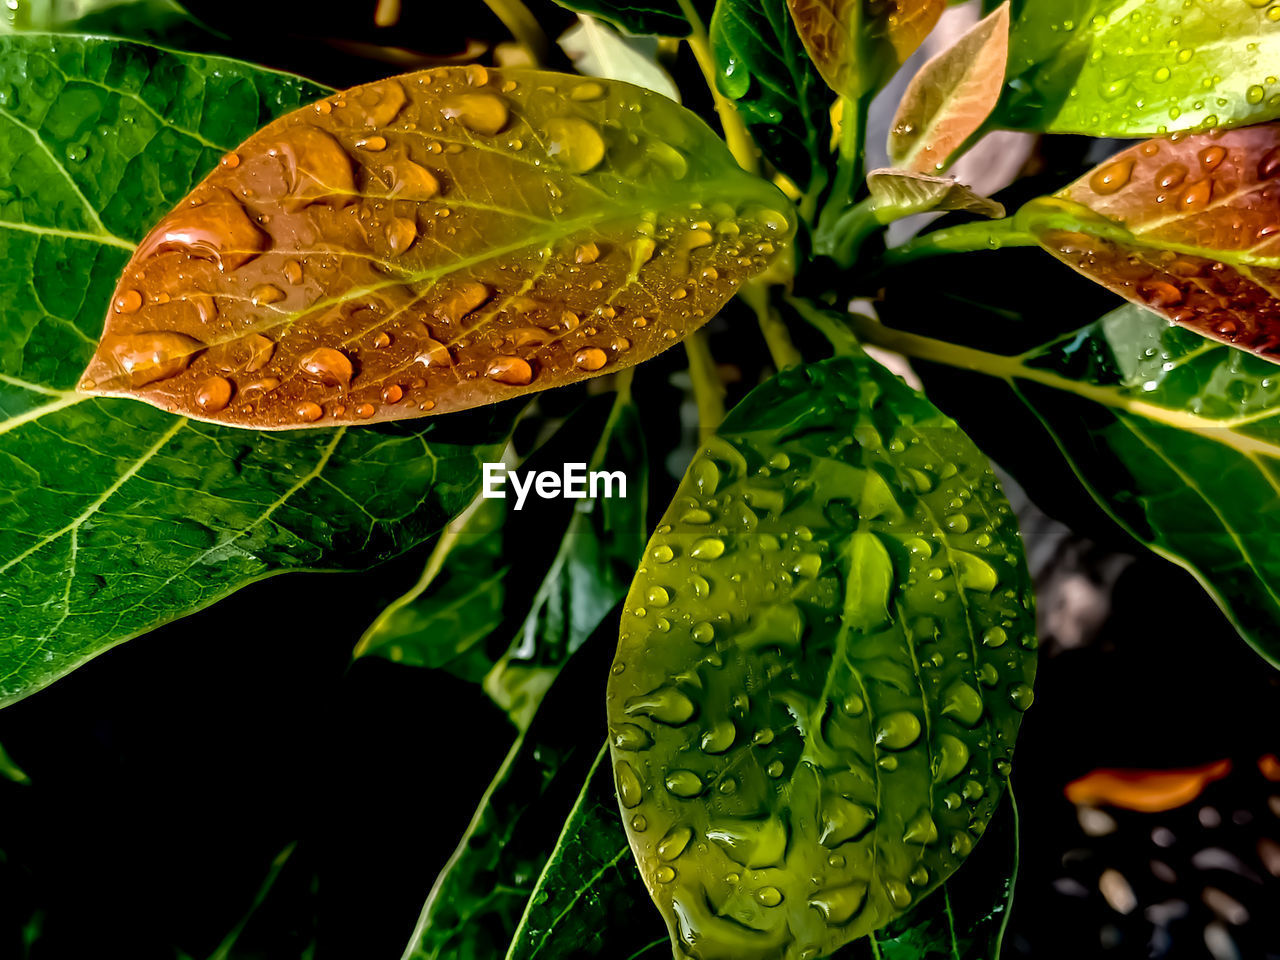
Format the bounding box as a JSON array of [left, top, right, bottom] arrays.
[[888, 2, 1009, 174], [0, 35, 508, 707], [787, 0, 946, 99], [607, 347, 1037, 959], [558, 14, 681, 102], [867, 168, 1004, 219], [1022, 125, 1280, 362], [999, 0, 1280, 136], [80, 66, 794, 428], [710, 0, 832, 192]]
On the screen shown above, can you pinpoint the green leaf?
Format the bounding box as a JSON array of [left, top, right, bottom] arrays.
[[867, 169, 1004, 220], [399, 621, 619, 960], [552, 0, 712, 38], [358, 385, 648, 728], [507, 744, 669, 960], [0, 36, 510, 706], [850, 303, 1280, 669], [607, 342, 1037, 959], [997, 0, 1280, 136], [710, 0, 831, 192], [80, 65, 795, 427]]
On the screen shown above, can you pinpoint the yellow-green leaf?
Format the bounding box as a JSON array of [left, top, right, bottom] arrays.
[[80, 66, 793, 428]]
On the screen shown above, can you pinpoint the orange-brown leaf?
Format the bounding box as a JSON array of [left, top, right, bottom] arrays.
[[787, 0, 945, 100], [1026, 125, 1280, 362], [866, 168, 1004, 219], [80, 66, 793, 428], [888, 2, 1009, 173]]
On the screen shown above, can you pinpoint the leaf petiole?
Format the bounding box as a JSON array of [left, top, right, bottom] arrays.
[[676, 0, 760, 174], [883, 216, 1038, 265]]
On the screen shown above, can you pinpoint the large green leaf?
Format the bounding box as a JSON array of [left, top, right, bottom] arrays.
[[710, 0, 831, 192], [0, 36, 509, 706], [850, 303, 1280, 668], [997, 0, 1280, 136], [607, 342, 1037, 959], [358, 385, 648, 728]]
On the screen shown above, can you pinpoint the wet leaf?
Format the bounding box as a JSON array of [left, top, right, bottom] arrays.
[[860, 302, 1280, 669], [867, 169, 1004, 220], [80, 64, 793, 428], [558, 14, 681, 103], [400, 618, 620, 960], [0, 35, 509, 707], [887, 2, 1008, 174], [1020, 125, 1280, 362], [998, 0, 1280, 136], [786, 0, 946, 99], [710, 0, 832, 192], [357, 386, 647, 728], [606, 346, 1037, 959], [507, 745, 668, 960]]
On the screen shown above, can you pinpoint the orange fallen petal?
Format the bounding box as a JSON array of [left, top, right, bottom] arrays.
[[1064, 759, 1232, 813], [1260, 754, 1280, 782]]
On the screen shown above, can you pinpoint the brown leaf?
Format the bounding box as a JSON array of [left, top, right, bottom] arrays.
[[787, 0, 945, 100], [887, 2, 1009, 173], [1025, 125, 1280, 361], [80, 66, 794, 428], [866, 168, 1004, 219]]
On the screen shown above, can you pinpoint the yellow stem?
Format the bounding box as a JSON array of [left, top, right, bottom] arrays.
[[684, 329, 726, 433], [483, 0, 550, 64], [675, 0, 759, 175], [743, 283, 802, 370]]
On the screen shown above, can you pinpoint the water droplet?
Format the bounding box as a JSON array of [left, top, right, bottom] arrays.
[[382, 383, 404, 403], [665, 769, 704, 797], [1089, 157, 1134, 194], [251, 283, 285, 306], [283, 260, 304, 285], [114, 289, 143, 314], [885, 880, 913, 908], [612, 722, 653, 751], [299, 347, 354, 387], [138, 186, 269, 270], [941, 680, 985, 727], [653, 865, 676, 883], [434, 281, 490, 323], [691, 537, 725, 559], [486, 356, 534, 386], [876, 711, 922, 750], [356, 134, 387, 151], [269, 126, 357, 211], [691, 622, 715, 644], [700, 719, 735, 754], [544, 117, 606, 173], [1181, 178, 1213, 208], [1009, 682, 1035, 711], [389, 159, 441, 199], [706, 818, 787, 868], [1259, 146, 1280, 178], [574, 241, 600, 264], [809, 883, 867, 925], [574, 347, 608, 371], [657, 825, 692, 861], [625, 687, 695, 725], [646, 585, 670, 606], [101, 331, 203, 386], [631, 814, 648, 831], [819, 797, 875, 847], [295, 400, 323, 422], [1199, 145, 1227, 171], [570, 80, 606, 101], [616, 760, 643, 808], [386, 217, 418, 254], [903, 810, 938, 845], [195, 375, 233, 413], [933, 734, 969, 783], [440, 92, 510, 134], [1155, 162, 1187, 189]]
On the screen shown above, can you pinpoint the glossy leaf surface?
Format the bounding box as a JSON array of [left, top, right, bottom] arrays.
[[0, 36, 507, 707], [559, 14, 681, 102], [358, 386, 647, 727], [859, 303, 1280, 668], [998, 0, 1280, 136], [1023, 125, 1280, 362], [787, 0, 945, 99], [81, 65, 794, 428], [887, 2, 1008, 174], [711, 0, 831, 191], [867, 169, 1004, 219], [607, 350, 1037, 959]]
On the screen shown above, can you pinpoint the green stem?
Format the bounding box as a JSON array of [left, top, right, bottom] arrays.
[[482, 0, 550, 64], [743, 283, 802, 370], [676, 0, 759, 174], [684, 329, 726, 433], [884, 216, 1037, 265], [994, 781, 1021, 959]]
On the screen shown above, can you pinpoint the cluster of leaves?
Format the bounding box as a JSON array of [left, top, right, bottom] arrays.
[[1, 0, 1279, 957]]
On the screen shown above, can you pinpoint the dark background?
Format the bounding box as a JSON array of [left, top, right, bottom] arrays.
[[0, 2, 1278, 958]]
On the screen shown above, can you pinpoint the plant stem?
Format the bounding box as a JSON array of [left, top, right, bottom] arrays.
[[676, 0, 759, 175], [482, 0, 550, 64], [742, 283, 802, 370], [684, 329, 726, 433], [994, 781, 1021, 959], [884, 216, 1038, 265]]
